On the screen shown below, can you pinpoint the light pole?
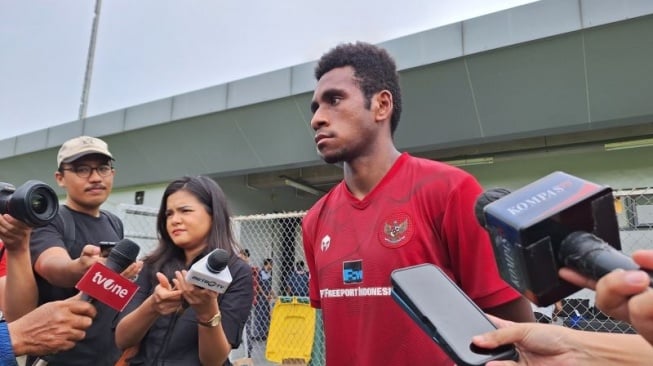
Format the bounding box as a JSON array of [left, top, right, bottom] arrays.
[[78, 0, 102, 120]]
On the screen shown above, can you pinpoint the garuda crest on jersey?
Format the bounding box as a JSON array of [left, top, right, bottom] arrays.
[[378, 211, 414, 248]]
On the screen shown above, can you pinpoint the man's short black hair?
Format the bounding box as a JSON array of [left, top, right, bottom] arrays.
[[315, 41, 402, 135]]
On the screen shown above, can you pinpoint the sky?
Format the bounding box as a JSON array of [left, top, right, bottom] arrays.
[[0, 0, 538, 140]]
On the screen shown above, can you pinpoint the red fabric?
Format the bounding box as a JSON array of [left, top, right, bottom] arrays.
[[302, 153, 521, 366], [0, 241, 6, 277]]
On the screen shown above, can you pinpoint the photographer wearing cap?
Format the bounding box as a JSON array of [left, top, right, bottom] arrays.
[[28, 136, 142, 366]]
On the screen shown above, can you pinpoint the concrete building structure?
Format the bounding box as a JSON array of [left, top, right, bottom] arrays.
[[1, 0, 653, 215]]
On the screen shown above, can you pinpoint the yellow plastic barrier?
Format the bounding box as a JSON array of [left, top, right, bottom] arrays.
[[265, 296, 316, 364]]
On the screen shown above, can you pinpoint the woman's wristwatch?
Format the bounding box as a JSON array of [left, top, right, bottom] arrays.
[[198, 312, 222, 327]]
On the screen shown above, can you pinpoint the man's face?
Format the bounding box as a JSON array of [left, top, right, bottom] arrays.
[[310, 66, 377, 164], [55, 154, 114, 210]]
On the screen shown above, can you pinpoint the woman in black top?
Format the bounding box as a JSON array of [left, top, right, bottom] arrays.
[[116, 176, 253, 366]]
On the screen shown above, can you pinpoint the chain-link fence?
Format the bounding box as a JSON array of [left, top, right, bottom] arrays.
[[116, 186, 653, 364], [118, 203, 159, 256], [231, 212, 319, 365]]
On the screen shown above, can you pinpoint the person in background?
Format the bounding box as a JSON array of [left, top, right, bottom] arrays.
[[238, 249, 250, 262], [115, 176, 253, 366], [28, 135, 142, 366], [302, 41, 534, 365], [286, 260, 309, 297], [252, 258, 274, 341], [238, 248, 258, 358]]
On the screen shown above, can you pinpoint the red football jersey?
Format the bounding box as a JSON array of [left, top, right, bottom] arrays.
[[302, 153, 521, 365]]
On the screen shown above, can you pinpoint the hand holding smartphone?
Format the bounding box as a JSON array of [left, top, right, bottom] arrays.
[[391, 263, 518, 366]]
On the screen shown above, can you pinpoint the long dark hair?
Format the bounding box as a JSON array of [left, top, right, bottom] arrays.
[[144, 175, 239, 282]]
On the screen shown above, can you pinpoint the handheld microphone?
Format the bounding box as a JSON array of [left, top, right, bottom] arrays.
[[474, 171, 624, 305], [559, 231, 653, 286], [474, 188, 512, 228], [76, 238, 141, 311], [100, 238, 140, 274], [185, 248, 232, 293]]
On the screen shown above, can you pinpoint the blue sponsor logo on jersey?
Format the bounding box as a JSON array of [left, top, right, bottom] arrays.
[[343, 260, 363, 284]]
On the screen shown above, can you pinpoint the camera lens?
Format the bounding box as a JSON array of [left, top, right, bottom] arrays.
[[31, 193, 48, 214], [0, 180, 59, 227]]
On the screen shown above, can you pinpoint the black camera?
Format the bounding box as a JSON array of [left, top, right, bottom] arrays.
[[0, 180, 59, 227]]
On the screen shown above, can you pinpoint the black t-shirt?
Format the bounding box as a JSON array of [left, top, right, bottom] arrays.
[[29, 207, 124, 366], [122, 255, 253, 366]]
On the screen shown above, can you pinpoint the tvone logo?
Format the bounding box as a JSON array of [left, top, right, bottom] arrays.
[[92, 271, 129, 298]]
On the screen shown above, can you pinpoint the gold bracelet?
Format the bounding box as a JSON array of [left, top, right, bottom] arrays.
[[197, 312, 221, 327]]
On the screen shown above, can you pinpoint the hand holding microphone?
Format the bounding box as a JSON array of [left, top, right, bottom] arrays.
[[559, 249, 653, 343], [8, 295, 97, 357], [41, 240, 141, 365], [181, 249, 232, 323], [149, 249, 232, 317], [474, 171, 650, 305], [185, 248, 232, 293], [558, 231, 653, 286], [76, 238, 141, 311]]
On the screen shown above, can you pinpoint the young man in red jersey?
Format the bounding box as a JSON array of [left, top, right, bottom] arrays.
[[302, 42, 534, 365]]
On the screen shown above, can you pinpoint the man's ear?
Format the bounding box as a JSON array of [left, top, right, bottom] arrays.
[[54, 171, 65, 188], [373, 90, 393, 123]]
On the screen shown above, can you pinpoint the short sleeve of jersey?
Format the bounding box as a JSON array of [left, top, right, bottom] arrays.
[[301, 204, 320, 309], [441, 173, 520, 308]]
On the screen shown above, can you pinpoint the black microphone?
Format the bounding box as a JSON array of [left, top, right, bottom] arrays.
[[473, 189, 636, 283], [80, 238, 140, 302], [473, 171, 624, 305], [559, 231, 653, 286], [474, 187, 511, 228], [103, 238, 140, 272], [207, 249, 230, 273]]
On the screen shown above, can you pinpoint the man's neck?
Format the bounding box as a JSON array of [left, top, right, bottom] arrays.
[[344, 147, 401, 199], [64, 200, 101, 218]]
